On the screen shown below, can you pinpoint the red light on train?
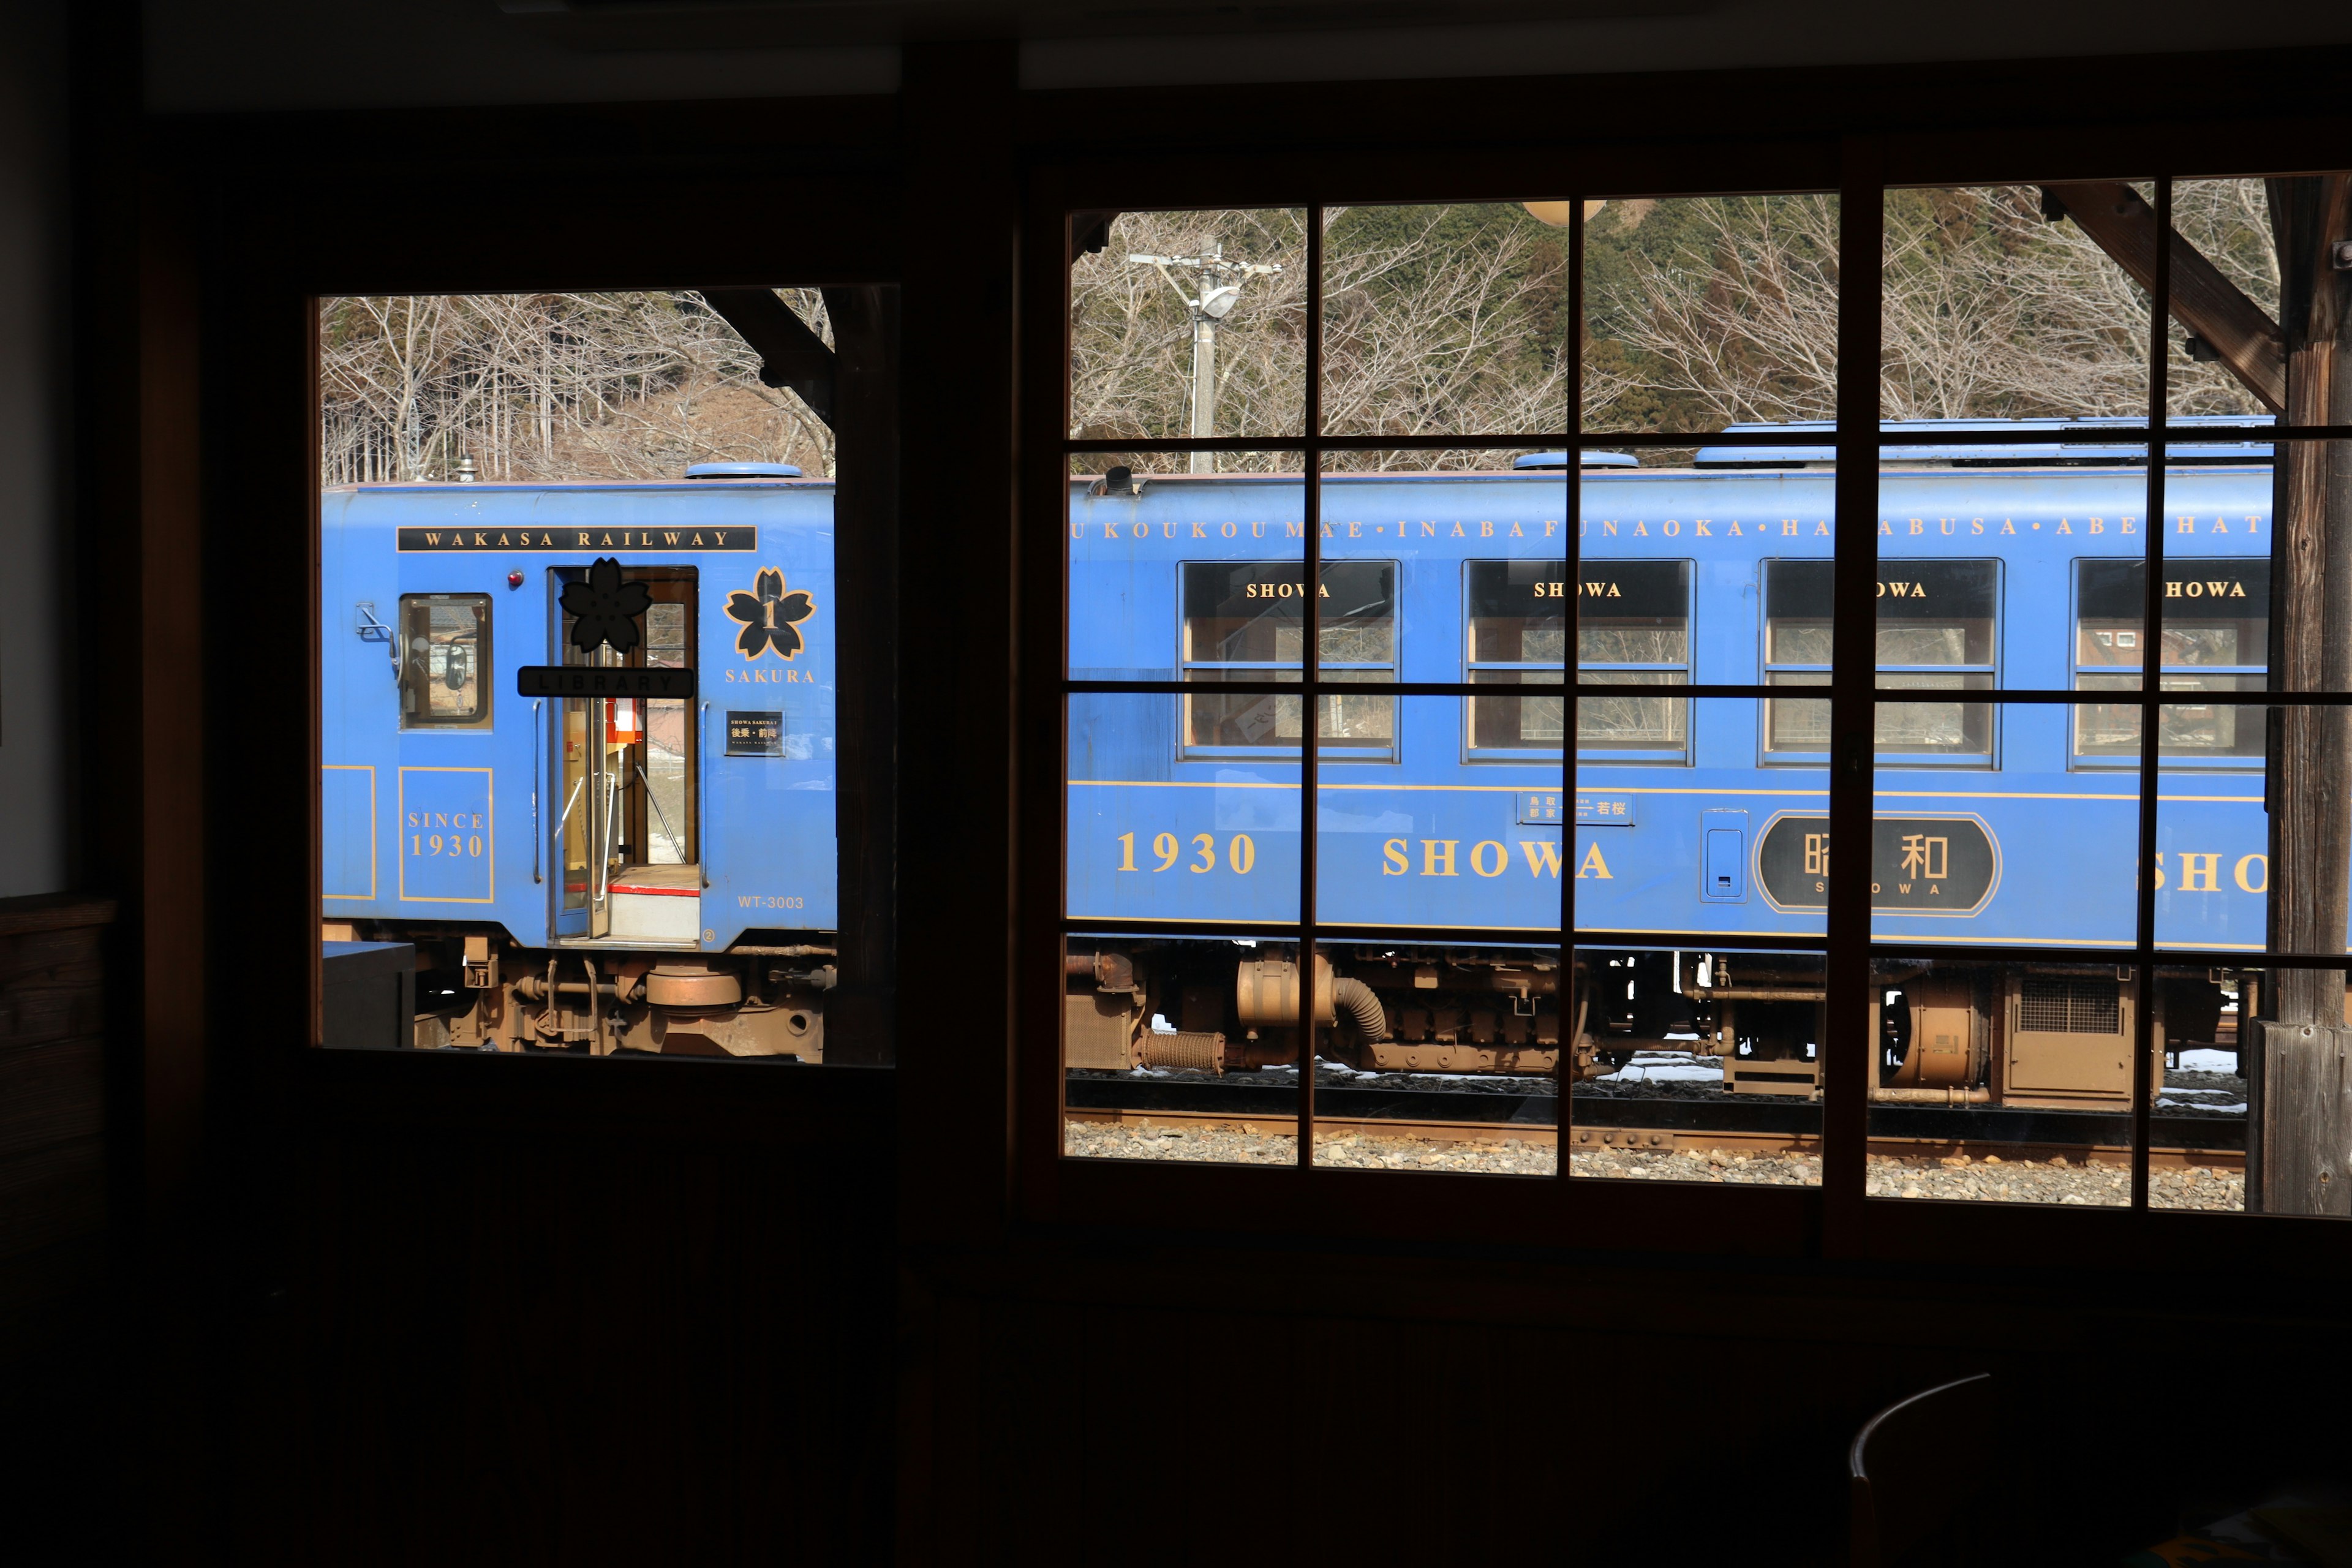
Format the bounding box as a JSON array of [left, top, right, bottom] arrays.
[[507, 570, 523, 589]]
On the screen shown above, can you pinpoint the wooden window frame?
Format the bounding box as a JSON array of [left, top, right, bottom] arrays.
[[1013, 81, 2352, 1281]]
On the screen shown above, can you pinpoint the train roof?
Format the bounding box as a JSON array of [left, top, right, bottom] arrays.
[[323, 475, 833, 494], [1689, 415, 2275, 468]]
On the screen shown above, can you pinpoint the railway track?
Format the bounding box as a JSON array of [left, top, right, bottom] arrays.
[[1063, 1079, 2247, 1169]]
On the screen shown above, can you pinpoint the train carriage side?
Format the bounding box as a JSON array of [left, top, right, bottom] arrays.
[[320, 474, 840, 1056], [1060, 437, 2294, 1106]]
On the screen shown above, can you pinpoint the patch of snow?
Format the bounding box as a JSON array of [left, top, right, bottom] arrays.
[[2177, 1048, 2239, 1072], [1600, 1050, 1725, 1084]]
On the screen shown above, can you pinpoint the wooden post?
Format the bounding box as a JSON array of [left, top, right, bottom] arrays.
[[2252, 174, 2352, 1214]]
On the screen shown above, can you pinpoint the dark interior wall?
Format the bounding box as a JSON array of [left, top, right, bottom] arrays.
[[20, 15, 2352, 1562]]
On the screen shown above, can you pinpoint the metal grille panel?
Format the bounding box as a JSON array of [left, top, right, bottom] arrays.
[[2019, 976, 2121, 1035]]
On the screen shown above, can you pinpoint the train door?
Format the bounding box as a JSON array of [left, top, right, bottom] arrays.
[[551, 567, 699, 943]]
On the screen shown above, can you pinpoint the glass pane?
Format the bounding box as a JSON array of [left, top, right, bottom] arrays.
[[1069, 209, 1307, 445], [1063, 932, 1299, 1167], [1569, 946, 1824, 1187], [2165, 178, 2285, 421], [319, 289, 841, 1058], [1310, 938, 1560, 1175], [1576, 556, 1694, 763], [1067, 462, 1302, 682], [1068, 692, 1300, 929], [1882, 183, 2150, 421], [1319, 202, 1570, 441], [1872, 699, 2137, 948], [1575, 696, 1828, 940], [2156, 701, 2335, 957], [1579, 194, 1839, 434], [2150, 964, 2247, 1212], [1866, 956, 2141, 1206], [1316, 694, 1562, 935]]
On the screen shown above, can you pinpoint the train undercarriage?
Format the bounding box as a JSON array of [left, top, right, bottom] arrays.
[[1065, 943, 2241, 1109], [325, 923, 835, 1058]]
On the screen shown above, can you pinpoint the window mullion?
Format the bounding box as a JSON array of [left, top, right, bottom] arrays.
[[1297, 203, 1324, 1170], [1823, 144, 1885, 1255]]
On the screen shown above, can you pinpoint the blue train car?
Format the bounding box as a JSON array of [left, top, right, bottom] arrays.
[[320, 466, 839, 1056], [1060, 420, 2285, 1100]]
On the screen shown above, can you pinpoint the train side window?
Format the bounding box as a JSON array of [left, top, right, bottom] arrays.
[[1762, 559, 1833, 757], [1558, 559, 1689, 763], [398, 593, 492, 728], [2073, 557, 2268, 764], [1179, 560, 1396, 758], [1763, 559, 1997, 763], [1465, 559, 1565, 756]]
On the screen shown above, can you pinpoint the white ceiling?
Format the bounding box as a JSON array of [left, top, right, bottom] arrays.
[[145, 0, 2352, 112]]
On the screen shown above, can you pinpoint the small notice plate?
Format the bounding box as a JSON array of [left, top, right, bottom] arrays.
[[1518, 791, 1566, 825], [726, 710, 785, 757], [1574, 794, 1638, 826], [514, 666, 696, 699]]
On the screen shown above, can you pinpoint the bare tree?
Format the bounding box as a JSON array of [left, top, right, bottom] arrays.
[[319, 290, 833, 486], [1069, 206, 1570, 472], [1589, 181, 2285, 432]]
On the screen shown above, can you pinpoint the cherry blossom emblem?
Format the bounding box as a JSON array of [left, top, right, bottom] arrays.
[[726, 568, 816, 660], [560, 557, 652, 654]]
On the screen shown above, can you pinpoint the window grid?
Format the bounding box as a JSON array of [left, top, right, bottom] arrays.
[[1056, 178, 2352, 1220]]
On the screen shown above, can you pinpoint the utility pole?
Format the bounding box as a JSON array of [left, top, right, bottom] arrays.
[[1128, 243, 1283, 473]]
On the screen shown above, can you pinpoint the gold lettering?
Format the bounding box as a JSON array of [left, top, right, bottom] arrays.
[[1422, 840, 1459, 876], [2235, 854, 2267, 893], [1577, 842, 1613, 880], [2179, 853, 2222, 892], [1382, 839, 1409, 876], [1470, 841, 1508, 877], [1519, 840, 1562, 878]]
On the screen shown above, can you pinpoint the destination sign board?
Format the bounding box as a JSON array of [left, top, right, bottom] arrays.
[[514, 666, 696, 699], [1756, 814, 1997, 914]]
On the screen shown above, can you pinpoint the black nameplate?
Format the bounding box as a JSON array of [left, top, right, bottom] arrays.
[[726, 710, 785, 757], [1757, 815, 1997, 913], [515, 666, 697, 699], [399, 527, 756, 552]]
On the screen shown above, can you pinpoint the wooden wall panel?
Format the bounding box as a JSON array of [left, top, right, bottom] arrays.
[[0, 894, 116, 1348]]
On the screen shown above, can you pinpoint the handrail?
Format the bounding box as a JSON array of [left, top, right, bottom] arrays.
[[698, 703, 710, 889], [594, 770, 619, 908], [532, 699, 543, 883], [636, 761, 687, 863]]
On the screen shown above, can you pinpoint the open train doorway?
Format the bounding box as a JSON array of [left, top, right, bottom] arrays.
[[554, 566, 699, 945]]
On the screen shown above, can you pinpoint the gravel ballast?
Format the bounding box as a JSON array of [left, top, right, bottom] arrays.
[[1065, 1120, 2244, 1207]]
